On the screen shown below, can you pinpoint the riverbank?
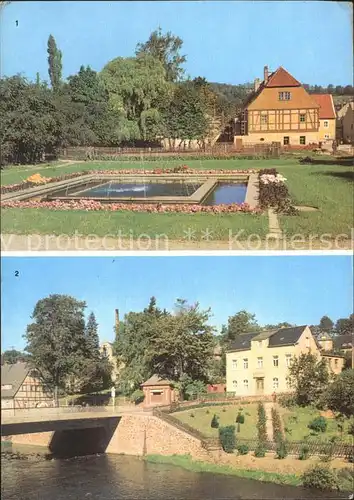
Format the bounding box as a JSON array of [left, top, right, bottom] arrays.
[[144, 454, 353, 492]]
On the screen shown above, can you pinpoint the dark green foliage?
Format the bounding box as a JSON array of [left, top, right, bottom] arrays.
[[219, 425, 236, 453], [308, 416, 327, 433], [257, 402, 268, 446], [183, 379, 207, 401], [130, 389, 145, 405], [299, 445, 310, 460], [237, 444, 249, 455], [2, 349, 28, 364], [348, 422, 354, 436], [206, 409, 210, 415], [47, 34, 62, 91], [302, 465, 339, 491], [271, 407, 283, 443], [278, 393, 297, 408], [254, 445, 266, 458], [236, 412, 245, 424], [275, 440, 288, 459], [322, 369, 354, 418], [287, 352, 331, 407], [226, 310, 260, 341], [190, 412, 195, 418], [211, 414, 219, 428]]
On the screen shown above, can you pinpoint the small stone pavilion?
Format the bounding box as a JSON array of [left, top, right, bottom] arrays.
[[141, 374, 177, 408]]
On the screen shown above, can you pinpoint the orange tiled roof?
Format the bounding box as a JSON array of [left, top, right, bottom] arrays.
[[265, 67, 301, 88], [311, 94, 336, 119]]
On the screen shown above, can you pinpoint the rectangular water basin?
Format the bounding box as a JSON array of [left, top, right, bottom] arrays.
[[203, 182, 248, 206]]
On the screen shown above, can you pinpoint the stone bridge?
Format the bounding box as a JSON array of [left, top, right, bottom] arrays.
[[1, 406, 214, 461]]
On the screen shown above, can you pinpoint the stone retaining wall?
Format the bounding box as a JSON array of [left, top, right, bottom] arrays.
[[7, 415, 210, 461]]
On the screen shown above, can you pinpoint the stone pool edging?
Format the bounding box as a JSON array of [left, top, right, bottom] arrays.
[[1, 170, 260, 214]]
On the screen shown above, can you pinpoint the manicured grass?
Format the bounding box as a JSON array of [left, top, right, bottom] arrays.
[[0, 208, 268, 240], [174, 404, 258, 439], [2, 157, 353, 241], [280, 406, 354, 444], [144, 454, 301, 486]]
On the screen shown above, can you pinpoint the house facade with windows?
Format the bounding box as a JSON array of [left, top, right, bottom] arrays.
[[234, 66, 336, 147], [226, 325, 344, 397], [1, 362, 52, 409]]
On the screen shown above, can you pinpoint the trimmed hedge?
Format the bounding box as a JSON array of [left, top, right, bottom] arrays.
[[219, 425, 236, 453]]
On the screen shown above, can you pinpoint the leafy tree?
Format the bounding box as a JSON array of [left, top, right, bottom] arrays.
[[100, 55, 171, 142], [136, 27, 186, 82], [319, 316, 334, 333], [149, 299, 215, 382], [264, 322, 293, 330], [47, 34, 62, 92], [287, 353, 330, 406], [322, 369, 354, 418], [85, 312, 100, 357], [335, 314, 353, 335], [24, 294, 88, 404], [2, 349, 28, 364], [226, 310, 260, 341]]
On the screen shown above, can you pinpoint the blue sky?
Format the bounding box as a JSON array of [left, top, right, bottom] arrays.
[[1, 1, 353, 85], [1, 256, 352, 351]]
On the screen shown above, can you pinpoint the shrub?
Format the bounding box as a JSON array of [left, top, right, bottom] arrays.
[[271, 407, 283, 443], [302, 465, 339, 491], [206, 409, 210, 415], [130, 389, 145, 405], [275, 440, 288, 459], [299, 445, 310, 460], [222, 408, 226, 412], [236, 413, 245, 424], [278, 393, 297, 408], [211, 414, 219, 428], [237, 444, 249, 455], [257, 402, 268, 445], [308, 416, 327, 433], [190, 412, 195, 418], [254, 445, 266, 458], [219, 425, 236, 453]]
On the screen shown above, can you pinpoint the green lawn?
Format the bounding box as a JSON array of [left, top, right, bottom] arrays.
[[1, 157, 353, 242], [280, 406, 354, 444], [174, 404, 259, 439]]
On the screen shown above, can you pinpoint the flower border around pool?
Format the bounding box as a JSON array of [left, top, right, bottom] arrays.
[[1, 168, 262, 214]]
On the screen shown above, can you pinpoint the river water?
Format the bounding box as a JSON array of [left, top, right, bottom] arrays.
[[1, 443, 348, 500]]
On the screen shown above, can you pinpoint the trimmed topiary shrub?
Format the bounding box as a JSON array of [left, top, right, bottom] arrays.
[[236, 412, 245, 424], [299, 444, 310, 460], [308, 416, 327, 433], [275, 440, 288, 459], [219, 425, 236, 453], [237, 444, 249, 455], [130, 389, 145, 405], [271, 406, 283, 443], [302, 465, 339, 491], [211, 414, 219, 428], [254, 445, 266, 458]]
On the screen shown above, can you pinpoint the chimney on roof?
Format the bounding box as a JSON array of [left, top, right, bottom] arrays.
[[254, 78, 261, 92], [264, 65, 269, 83], [115, 309, 119, 332]]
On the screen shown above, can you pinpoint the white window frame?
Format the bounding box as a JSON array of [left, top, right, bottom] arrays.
[[300, 113, 306, 122], [243, 379, 249, 390], [243, 358, 248, 369], [257, 357, 263, 368], [232, 359, 237, 370], [273, 355, 279, 367], [324, 120, 329, 128], [273, 378, 279, 389], [232, 380, 237, 390], [285, 354, 292, 367]]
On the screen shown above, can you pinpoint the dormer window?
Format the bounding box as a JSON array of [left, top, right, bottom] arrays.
[[279, 91, 291, 101]]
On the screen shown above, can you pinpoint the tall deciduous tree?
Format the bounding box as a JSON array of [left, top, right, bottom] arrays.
[[2, 349, 28, 364], [287, 353, 331, 406], [319, 315, 334, 333], [226, 310, 261, 341], [322, 369, 354, 418], [136, 27, 186, 82], [24, 294, 87, 405], [47, 34, 62, 92], [335, 314, 353, 335]]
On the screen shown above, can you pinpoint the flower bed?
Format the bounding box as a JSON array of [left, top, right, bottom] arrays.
[[1, 199, 259, 214], [1, 167, 257, 195], [258, 168, 298, 215]]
